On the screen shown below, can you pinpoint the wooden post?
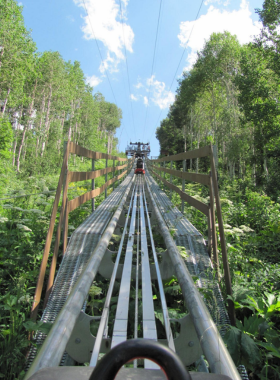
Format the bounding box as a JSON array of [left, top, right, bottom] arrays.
[[105, 158, 108, 198], [210, 145, 236, 326], [209, 174, 218, 269], [62, 194, 69, 254], [113, 160, 116, 188], [44, 148, 70, 309], [44, 198, 68, 309], [62, 170, 69, 254], [207, 208, 212, 257], [127, 158, 130, 176], [116, 160, 119, 187], [30, 141, 70, 321], [181, 159, 186, 214], [92, 159, 95, 211], [169, 160, 173, 200]]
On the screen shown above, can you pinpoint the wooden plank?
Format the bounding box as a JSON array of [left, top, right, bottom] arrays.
[[207, 210, 212, 257], [68, 170, 127, 212], [209, 146, 235, 325], [209, 175, 218, 270], [31, 141, 70, 320], [68, 164, 127, 183], [43, 167, 70, 309], [150, 168, 209, 216], [151, 145, 211, 163], [69, 142, 127, 161], [149, 164, 210, 186]]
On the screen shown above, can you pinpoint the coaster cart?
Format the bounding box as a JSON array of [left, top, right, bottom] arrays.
[[135, 158, 145, 174]]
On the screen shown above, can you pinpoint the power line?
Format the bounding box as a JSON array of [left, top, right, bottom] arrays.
[[118, 0, 136, 140], [148, 0, 204, 141], [81, 0, 132, 141], [143, 0, 162, 140]]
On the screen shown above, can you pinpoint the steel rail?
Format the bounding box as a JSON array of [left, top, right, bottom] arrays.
[[143, 183, 175, 352], [145, 182, 241, 380], [111, 182, 138, 347], [24, 176, 135, 380], [90, 183, 137, 366], [139, 182, 158, 370], [134, 178, 140, 368]]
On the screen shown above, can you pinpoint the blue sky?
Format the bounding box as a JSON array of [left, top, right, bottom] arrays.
[[19, 0, 264, 156]]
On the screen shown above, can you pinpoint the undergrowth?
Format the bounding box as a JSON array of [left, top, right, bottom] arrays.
[[0, 156, 123, 379], [159, 173, 280, 379]]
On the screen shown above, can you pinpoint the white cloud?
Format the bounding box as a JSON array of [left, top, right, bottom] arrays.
[[73, 0, 134, 73], [86, 74, 102, 87], [146, 76, 175, 110], [204, 0, 230, 5], [178, 0, 262, 70], [143, 96, 149, 106], [67, 15, 75, 22], [135, 81, 143, 89], [130, 94, 137, 101]]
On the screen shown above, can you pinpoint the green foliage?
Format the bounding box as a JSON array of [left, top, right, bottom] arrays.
[[159, 168, 280, 377], [0, 0, 123, 178], [0, 117, 13, 156]]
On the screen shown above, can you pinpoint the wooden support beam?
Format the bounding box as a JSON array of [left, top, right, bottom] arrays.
[[149, 168, 209, 216], [68, 170, 127, 213], [151, 145, 211, 163], [68, 164, 127, 183], [210, 146, 235, 326], [92, 159, 95, 212], [149, 164, 210, 186], [209, 175, 218, 270], [105, 159, 108, 199], [31, 141, 70, 320], [69, 141, 127, 162]]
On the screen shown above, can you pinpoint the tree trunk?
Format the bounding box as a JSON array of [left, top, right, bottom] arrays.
[[2, 87, 11, 116], [190, 108, 194, 170], [27, 79, 37, 129], [211, 86, 217, 142], [252, 128, 256, 186], [41, 85, 52, 156], [196, 133, 200, 173], [12, 105, 23, 166], [16, 126, 27, 172], [37, 92, 46, 157]]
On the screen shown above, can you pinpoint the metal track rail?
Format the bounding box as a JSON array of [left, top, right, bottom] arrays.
[[143, 187, 175, 352], [111, 183, 138, 348], [90, 184, 137, 366], [145, 170, 230, 335], [25, 173, 135, 379], [26, 167, 244, 380]]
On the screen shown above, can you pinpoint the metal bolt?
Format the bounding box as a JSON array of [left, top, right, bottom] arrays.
[[75, 338, 81, 344], [188, 341, 194, 347]]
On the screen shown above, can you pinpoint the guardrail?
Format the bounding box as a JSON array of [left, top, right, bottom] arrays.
[[147, 144, 235, 325], [30, 141, 133, 321]]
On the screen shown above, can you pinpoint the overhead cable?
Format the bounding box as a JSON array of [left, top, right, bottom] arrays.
[[143, 0, 162, 140], [119, 0, 137, 140], [149, 0, 204, 141]]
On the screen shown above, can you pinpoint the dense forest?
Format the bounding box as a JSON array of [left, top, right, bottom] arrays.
[[153, 1, 280, 379], [156, 0, 280, 201], [1, 0, 280, 379], [0, 0, 122, 185], [0, 1, 124, 378]]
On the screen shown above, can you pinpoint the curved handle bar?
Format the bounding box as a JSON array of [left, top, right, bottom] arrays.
[[89, 339, 192, 380]]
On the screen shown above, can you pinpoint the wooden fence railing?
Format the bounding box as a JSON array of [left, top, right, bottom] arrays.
[[30, 141, 133, 320], [147, 144, 235, 325]]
